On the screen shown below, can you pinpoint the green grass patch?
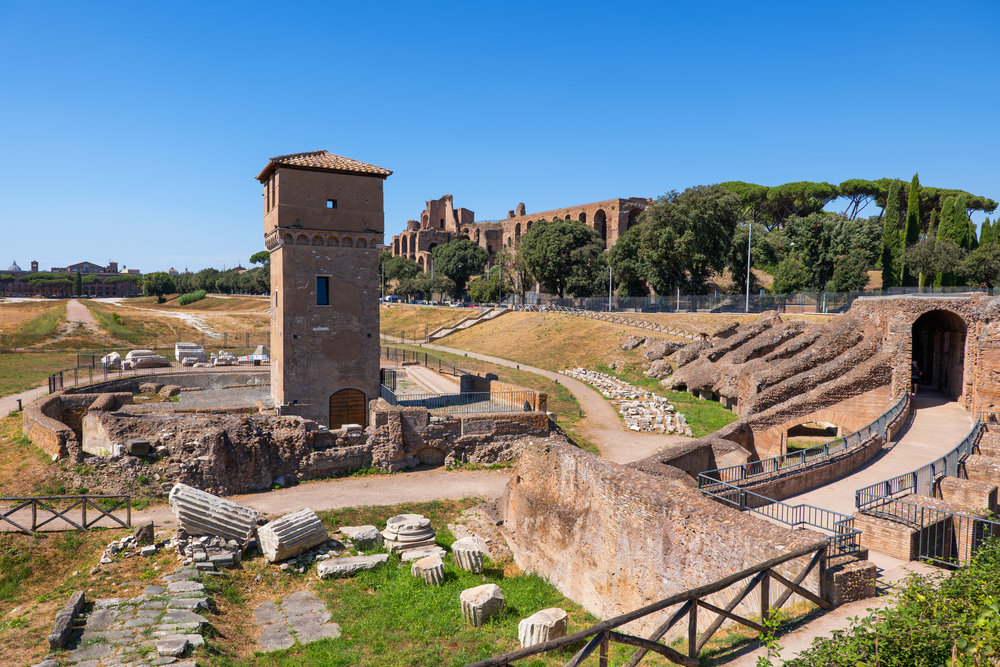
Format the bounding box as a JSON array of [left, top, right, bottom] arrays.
[[0, 301, 67, 349], [0, 350, 79, 397]]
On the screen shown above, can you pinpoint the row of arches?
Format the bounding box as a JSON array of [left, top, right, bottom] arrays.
[[283, 232, 377, 249]]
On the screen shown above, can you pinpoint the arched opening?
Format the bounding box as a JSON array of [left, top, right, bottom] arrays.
[[785, 421, 841, 453], [578, 212, 587, 224], [329, 388, 366, 429], [593, 209, 607, 245], [328, 237, 339, 247], [418, 256, 425, 270], [296, 234, 309, 245], [514, 223, 521, 243], [342, 237, 354, 248], [912, 310, 967, 400], [526, 221, 533, 231], [627, 207, 641, 231], [393, 237, 400, 254], [283, 233, 293, 245], [312, 235, 323, 246], [422, 214, 429, 227], [357, 238, 367, 248], [401, 236, 408, 254]]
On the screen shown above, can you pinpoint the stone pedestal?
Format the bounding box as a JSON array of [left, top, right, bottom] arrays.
[[382, 514, 437, 554], [451, 536, 486, 574], [518, 608, 568, 648], [258, 509, 329, 563], [411, 556, 445, 586], [460, 583, 506, 627]]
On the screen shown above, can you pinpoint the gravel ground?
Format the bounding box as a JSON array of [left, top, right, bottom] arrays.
[[176, 385, 273, 409]]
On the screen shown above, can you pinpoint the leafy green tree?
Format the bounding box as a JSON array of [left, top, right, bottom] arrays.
[[250, 251, 270, 266], [431, 239, 488, 296], [879, 179, 902, 288], [141, 272, 176, 303], [827, 249, 872, 292], [616, 185, 741, 295], [519, 218, 607, 297], [837, 179, 886, 220], [964, 243, 1000, 288], [73, 271, 82, 297], [468, 276, 499, 303], [905, 237, 965, 289], [384, 256, 422, 283], [901, 173, 921, 286], [608, 227, 650, 297], [0, 274, 14, 295], [771, 257, 811, 294], [396, 273, 456, 301]]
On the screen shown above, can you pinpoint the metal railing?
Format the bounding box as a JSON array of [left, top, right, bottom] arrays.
[[699, 392, 908, 490], [47, 360, 270, 394], [378, 388, 534, 414], [380, 345, 471, 377], [856, 412, 985, 516], [522, 305, 704, 340], [916, 506, 1000, 566], [463, 540, 830, 667], [0, 495, 131, 534], [701, 479, 861, 558]]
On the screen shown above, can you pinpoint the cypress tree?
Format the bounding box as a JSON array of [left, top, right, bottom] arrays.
[[880, 179, 902, 289], [955, 195, 972, 250], [982, 217, 995, 246], [901, 173, 921, 286], [73, 271, 82, 297], [937, 197, 958, 286]]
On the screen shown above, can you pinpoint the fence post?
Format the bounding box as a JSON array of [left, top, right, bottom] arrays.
[[687, 602, 698, 659], [818, 545, 828, 602], [81, 499, 87, 528], [760, 570, 770, 625], [599, 631, 609, 667], [31, 501, 36, 531]]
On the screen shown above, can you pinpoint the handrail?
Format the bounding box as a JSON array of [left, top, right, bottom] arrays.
[[377, 389, 535, 414], [463, 540, 828, 667], [699, 391, 908, 491], [379, 345, 471, 378], [0, 494, 131, 534], [856, 411, 986, 516], [701, 479, 861, 557]]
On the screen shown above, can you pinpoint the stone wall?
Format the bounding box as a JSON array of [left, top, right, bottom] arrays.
[[22, 394, 76, 460], [500, 438, 825, 639]]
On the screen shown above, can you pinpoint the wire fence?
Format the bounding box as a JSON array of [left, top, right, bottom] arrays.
[[48, 359, 270, 394], [503, 286, 994, 315]]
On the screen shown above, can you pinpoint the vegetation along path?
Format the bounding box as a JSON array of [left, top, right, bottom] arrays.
[[425, 342, 689, 463]]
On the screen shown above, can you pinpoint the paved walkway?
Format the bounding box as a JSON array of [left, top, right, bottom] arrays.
[[781, 390, 973, 517], [425, 343, 689, 464], [720, 390, 973, 665], [405, 365, 461, 394]]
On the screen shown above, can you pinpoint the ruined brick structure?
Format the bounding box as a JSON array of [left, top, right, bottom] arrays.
[[258, 150, 391, 428], [389, 196, 652, 269]]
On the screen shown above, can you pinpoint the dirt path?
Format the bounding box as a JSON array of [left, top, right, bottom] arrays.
[[425, 343, 689, 464], [65, 299, 100, 333]]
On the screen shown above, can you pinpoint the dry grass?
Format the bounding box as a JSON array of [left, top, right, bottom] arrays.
[[85, 300, 208, 345], [129, 295, 270, 313], [0, 300, 67, 348], [0, 352, 80, 398], [380, 305, 467, 336]]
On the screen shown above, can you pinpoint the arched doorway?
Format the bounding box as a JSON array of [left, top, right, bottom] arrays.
[[912, 310, 967, 400], [593, 209, 607, 245], [578, 212, 587, 224], [330, 388, 366, 428]]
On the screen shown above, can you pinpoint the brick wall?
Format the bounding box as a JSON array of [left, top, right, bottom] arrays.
[[22, 394, 75, 460]]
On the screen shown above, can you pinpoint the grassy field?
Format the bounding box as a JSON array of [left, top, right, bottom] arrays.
[[380, 305, 467, 337], [0, 351, 80, 397], [0, 300, 67, 349], [84, 299, 206, 345], [129, 294, 270, 313]]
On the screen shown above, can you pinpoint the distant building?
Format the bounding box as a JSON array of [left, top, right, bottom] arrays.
[[167, 268, 179, 276], [2, 259, 141, 297]]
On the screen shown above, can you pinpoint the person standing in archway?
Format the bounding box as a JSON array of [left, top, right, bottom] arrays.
[[911, 360, 922, 395]]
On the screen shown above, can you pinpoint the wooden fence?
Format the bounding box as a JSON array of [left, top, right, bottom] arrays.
[[464, 541, 830, 667], [0, 495, 131, 534]]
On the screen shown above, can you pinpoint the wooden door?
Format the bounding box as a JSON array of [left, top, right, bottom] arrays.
[[330, 388, 366, 428]]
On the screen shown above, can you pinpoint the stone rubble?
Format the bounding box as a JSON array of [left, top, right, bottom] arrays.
[[560, 368, 693, 436], [168, 483, 260, 546], [257, 508, 330, 563], [460, 583, 506, 627]]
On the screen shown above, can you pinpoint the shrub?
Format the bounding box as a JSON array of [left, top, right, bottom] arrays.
[[177, 290, 207, 306]]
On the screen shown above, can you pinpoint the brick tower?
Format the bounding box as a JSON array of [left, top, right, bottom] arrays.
[[257, 151, 392, 428]]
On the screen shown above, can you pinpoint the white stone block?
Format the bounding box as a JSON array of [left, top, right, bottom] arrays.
[[518, 608, 568, 648], [451, 537, 486, 574], [460, 583, 506, 627], [410, 556, 444, 586], [258, 508, 329, 563]]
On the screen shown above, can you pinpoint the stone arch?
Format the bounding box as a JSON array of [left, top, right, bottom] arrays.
[[312, 235, 323, 246], [393, 237, 400, 254], [328, 237, 339, 247], [357, 238, 367, 248], [283, 233, 293, 245], [418, 256, 426, 270], [756, 406, 875, 458], [329, 388, 366, 429], [414, 447, 445, 466], [578, 212, 587, 224], [526, 221, 533, 231], [296, 234, 309, 245], [401, 235, 408, 254], [627, 207, 641, 231], [593, 209, 607, 244], [342, 237, 354, 248], [422, 214, 429, 227], [912, 310, 967, 400], [514, 223, 521, 243]]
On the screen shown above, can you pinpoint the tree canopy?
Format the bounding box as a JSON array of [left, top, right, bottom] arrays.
[[519, 218, 608, 297], [431, 239, 488, 296]]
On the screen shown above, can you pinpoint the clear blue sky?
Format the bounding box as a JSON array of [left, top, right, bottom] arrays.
[[2, 1, 997, 273]]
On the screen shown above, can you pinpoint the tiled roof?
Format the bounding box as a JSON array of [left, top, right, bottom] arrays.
[[256, 150, 392, 181]]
